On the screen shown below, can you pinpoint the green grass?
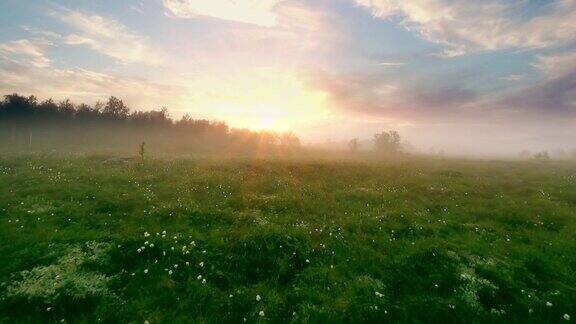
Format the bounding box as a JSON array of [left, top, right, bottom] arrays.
[[0, 154, 575, 323]]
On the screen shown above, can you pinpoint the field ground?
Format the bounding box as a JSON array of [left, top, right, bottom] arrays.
[[0, 154, 575, 323]]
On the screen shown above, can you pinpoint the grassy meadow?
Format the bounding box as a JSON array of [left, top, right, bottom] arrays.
[[0, 154, 575, 323]]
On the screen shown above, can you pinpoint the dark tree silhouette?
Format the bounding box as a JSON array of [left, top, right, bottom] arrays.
[[0, 93, 302, 154], [103, 96, 129, 119]]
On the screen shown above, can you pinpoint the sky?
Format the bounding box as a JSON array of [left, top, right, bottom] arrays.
[[0, 0, 575, 155]]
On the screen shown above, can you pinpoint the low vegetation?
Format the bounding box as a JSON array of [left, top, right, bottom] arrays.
[[0, 154, 575, 323]]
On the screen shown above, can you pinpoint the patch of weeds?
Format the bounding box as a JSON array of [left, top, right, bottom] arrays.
[[2, 241, 117, 319]]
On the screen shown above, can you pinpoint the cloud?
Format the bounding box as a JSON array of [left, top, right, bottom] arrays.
[[496, 50, 576, 115], [501, 70, 576, 115], [0, 56, 181, 109], [158, 0, 340, 73], [305, 70, 479, 121], [377, 62, 405, 66], [54, 9, 164, 65], [0, 39, 51, 68], [162, 0, 282, 27], [500, 74, 525, 82], [412, 87, 477, 108], [533, 51, 576, 79], [353, 0, 576, 55]]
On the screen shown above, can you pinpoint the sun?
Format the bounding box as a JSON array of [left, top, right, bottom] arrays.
[[181, 69, 331, 132]]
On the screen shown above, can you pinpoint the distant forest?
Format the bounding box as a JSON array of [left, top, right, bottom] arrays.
[[0, 94, 301, 154]]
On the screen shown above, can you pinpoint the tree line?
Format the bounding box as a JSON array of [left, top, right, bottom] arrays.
[[0, 93, 300, 153]]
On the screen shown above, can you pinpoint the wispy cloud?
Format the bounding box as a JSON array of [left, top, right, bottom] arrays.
[[54, 8, 164, 65], [353, 0, 576, 56], [500, 70, 576, 116], [377, 62, 405, 66], [533, 51, 576, 79], [500, 50, 576, 115], [305, 70, 479, 121], [162, 0, 282, 27], [500, 74, 525, 82], [0, 39, 51, 68], [0, 56, 181, 108]]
